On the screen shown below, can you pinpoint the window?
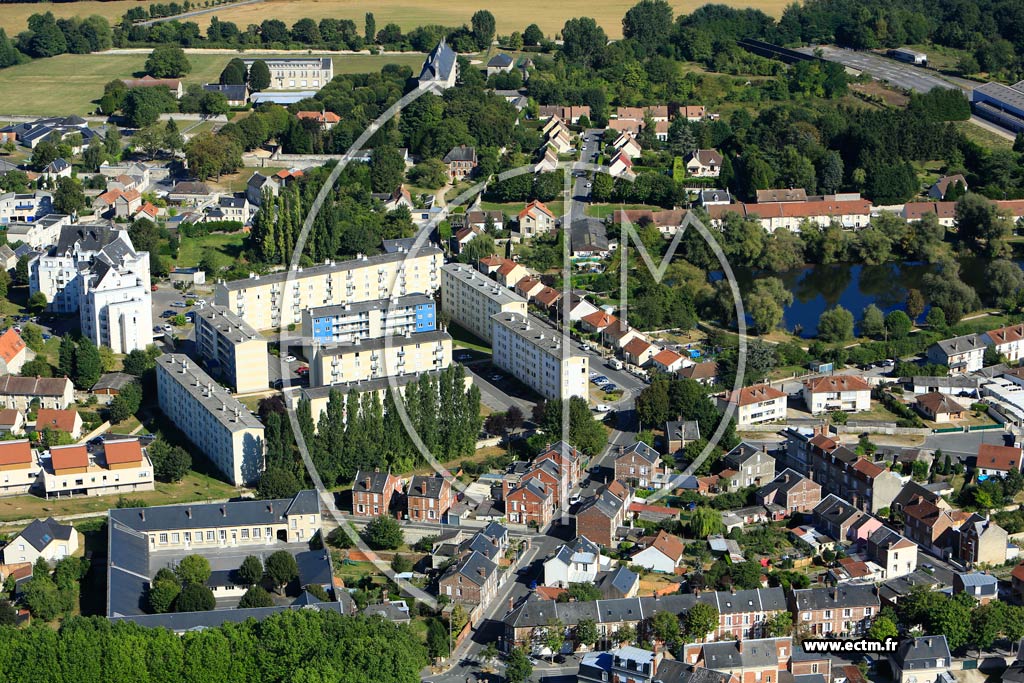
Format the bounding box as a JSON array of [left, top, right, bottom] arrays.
[[219, 530, 226, 541], [241, 529, 249, 539], [253, 528, 260, 538], [171, 533, 180, 543], [159, 533, 168, 544]]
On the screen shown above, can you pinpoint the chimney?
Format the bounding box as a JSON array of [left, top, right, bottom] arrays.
[[140, 509, 145, 521], [831, 586, 838, 600], [737, 640, 744, 654], [185, 507, 191, 519], [267, 503, 273, 514], [365, 476, 372, 491], [421, 480, 428, 495], [382, 588, 388, 602], [220, 505, 226, 517], [478, 567, 486, 577]]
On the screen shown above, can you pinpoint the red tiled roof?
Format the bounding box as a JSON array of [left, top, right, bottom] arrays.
[[297, 110, 340, 123], [1012, 562, 1024, 584], [723, 383, 785, 406], [851, 458, 884, 478], [103, 439, 143, 465], [653, 349, 683, 367], [534, 287, 562, 307], [623, 338, 653, 356], [650, 530, 685, 562], [903, 202, 956, 220], [518, 199, 554, 220], [50, 445, 88, 471], [497, 261, 521, 276], [0, 440, 31, 466], [0, 328, 25, 364], [804, 375, 871, 393], [977, 444, 1023, 472], [582, 311, 617, 329], [708, 199, 873, 221], [34, 409, 78, 434], [0, 408, 18, 426], [987, 324, 1024, 345]]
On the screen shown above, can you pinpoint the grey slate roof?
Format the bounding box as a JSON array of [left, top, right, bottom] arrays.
[[487, 53, 514, 68], [653, 661, 732, 683], [443, 145, 476, 163], [723, 442, 766, 469], [550, 535, 602, 565], [108, 490, 319, 532], [576, 488, 625, 519], [701, 637, 784, 670], [442, 549, 497, 586], [792, 584, 879, 611], [352, 468, 393, 495], [109, 601, 349, 632], [203, 83, 247, 101], [570, 218, 609, 253], [891, 636, 951, 670], [91, 372, 136, 392], [617, 441, 659, 465], [408, 474, 447, 499], [666, 419, 700, 443], [597, 565, 638, 596], [16, 517, 73, 551], [420, 39, 457, 82], [756, 468, 809, 499]]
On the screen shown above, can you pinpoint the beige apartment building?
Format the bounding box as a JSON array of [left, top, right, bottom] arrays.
[[155, 354, 265, 486], [214, 246, 443, 331], [42, 439, 155, 498], [441, 263, 528, 342], [491, 312, 588, 401], [0, 439, 41, 496], [193, 304, 269, 394], [308, 329, 453, 387]]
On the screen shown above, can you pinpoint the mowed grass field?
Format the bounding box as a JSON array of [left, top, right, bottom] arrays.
[[0, 0, 790, 39], [0, 51, 427, 115]]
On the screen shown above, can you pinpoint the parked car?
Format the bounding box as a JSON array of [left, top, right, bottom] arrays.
[[150, 284, 158, 292], [296, 366, 309, 375], [594, 404, 611, 412], [602, 383, 619, 393], [284, 355, 297, 363], [171, 301, 187, 308]]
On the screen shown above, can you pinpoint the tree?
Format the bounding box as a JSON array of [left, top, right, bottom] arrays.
[[561, 17, 607, 68], [764, 611, 793, 637], [567, 583, 602, 602], [219, 58, 247, 85], [364, 12, 376, 43], [29, 140, 58, 171], [27, 290, 48, 314], [817, 306, 854, 343], [867, 615, 898, 641], [238, 556, 263, 585], [925, 306, 946, 330], [134, 123, 166, 157], [369, 145, 405, 193], [72, 336, 101, 389], [123, 347, 158, 376], [681, 602, 719, 642], [23, 571, 61, 621], [956, 193, 1012, 256], [0, 599, 16, 626], [649, 610, 681, 647], [265, 550, 299, 594], [148, 439, 192, 482], [884, 310, 913, 339], [506, 648, 533, 683], [390, 554, 413, 574], [470, 10, 496, 51], [544, 619, 565, 661], [123, 86, 177, 128], [176, 555, 212, 586], [163, 118, 183, 153], [148, 577, 181, 614], [905, 289, 925, 322], [185, 131, 241, 180], [248, 59, 271, 92], [747, 277, 793, 334], [145, 44, 191, 78], [25, 12, 66, 58], [107, 381, 142, 423], [689, 506, 724, 537], [238, 585, 274, 608], [363, 515, 403, 550], [860, 304, 885, 338], [524, 24, 544, 46], [575, 617, 599, 648], [175, 583, 215, 612], [622, 0, 673, 55]]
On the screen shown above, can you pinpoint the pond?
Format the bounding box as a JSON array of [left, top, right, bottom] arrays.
[[713, 257, 1008, 338]]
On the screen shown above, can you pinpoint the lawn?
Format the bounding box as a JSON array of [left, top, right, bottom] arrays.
[[0, 471, 240, 524], [479, 200, 565, 218], [175, 230, 249, 269], [448, 322, 491, 354], [956, 120, 1014, 151], [0, 51, 427, 116], [586, 203, 662, 219]]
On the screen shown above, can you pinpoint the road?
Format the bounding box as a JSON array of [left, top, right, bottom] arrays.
[[136, 0, 263, 26], [798, 45, 964, 93]]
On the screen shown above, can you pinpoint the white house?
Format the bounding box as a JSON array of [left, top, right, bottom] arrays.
[[651, 348, 687, 374], [543, 536, 612, 587], [975, 444, 1023, 479], [1, 517, 79, 564], [608, 151, 635, 180], [685, 149, 723, 178], [986, 324, 1024, 363], [801, 375, 872, 415], [630, 530, 684, 574], [927, 334, 986, 374], [717, 384, 787, 426], [613, 132, 642, 158], [518, 200, 557, 238]]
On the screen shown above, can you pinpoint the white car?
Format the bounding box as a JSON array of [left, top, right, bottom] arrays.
[[594, 404, 611, 413], [284, 355, 297, 363], [162, 324, 172, 332]]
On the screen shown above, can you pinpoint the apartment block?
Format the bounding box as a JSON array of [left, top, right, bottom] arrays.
[[301, 293, 436, 345], [241, 57, 333, 90], [42, 438, 154, 498], [491, 312, 588, 401], [717, 384, 787, 426], [802, 375, 872, 414], [0, 439, 42, 496], [214, 246, 442, 330], [155, 354, 265, 486], [441, 263, 528, 342], [193, 304, 269, 394], [308, 329, 452, 387]]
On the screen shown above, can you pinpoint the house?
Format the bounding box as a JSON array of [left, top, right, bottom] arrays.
[[594, 565, 640, 599], [33, 409, 82, 440], [0, 376, 75, 411], [0, 244, 16, 271], [813, 494, 866, 542], [532, 285, 562, 311], [790, 585, 879, 637], [506, 480, 554, 529], [717, 384, 787, 426], [546, 126, 573, 154], [579, 647, 663, 683], [382, 185, 413, 212], [865, 527, 918, 580], [680, 637, 791, 683], [42, 158, 71, 181], [575, 484, 628, 547], [515, 275, 545, 300], [90, 372, 136, 401], [699, 189, 732, 206], [0, 328, 27, 375], [975, 444, 1023, 478], [887, 636, 953, 683], [927, 334, 986, 374], [580, 310, 618, 334], [928, 174, 967, 200], [721, 443, 776, 490], [613, 132, 642, 158], [680, 105, 707, 121], [903, 499, 959, 557], [406, 475, 452, 522], [518, 200, 556, 238], [418, 38, 458, 89], [167, 181, 213, 205], [42, 438, 154, 498], [914, 392, 966, 423], [952, 571, 998, 603], [202, 83, 247, 106], [0, 439, 40, 496], [810, 445, 902, 515], [652, 349, 687, 374], [631, 530, 684, 573], [685, 149, 723, 178], [121, 75, 184, 98], [801, 375, 871, 414], [296, 110, 341, 130], [537, 105, 590, 124], [534, 144, 559, 172], [351, 468, 400, 518], [534, 440, 584, 496], [665, 419, 699, 453], [438, 550, 498, 605], [608, 151, 635, 180], [623, 338, 657, 367], [603, 323, 645, 351], [0, 517, 79, 565], [543, 535, 612, 587], [613, 441, 668, 489], [679, 361, 718, 385], [986, 324, 1024, 362], [756, 469, 821, 516], [443, 145, 477, 182], [0, 408, 24, 436], [0, 116, 99, 150], [957, 513, 1009, 566]]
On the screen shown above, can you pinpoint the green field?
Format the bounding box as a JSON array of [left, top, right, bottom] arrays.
[[0, 51, 427, 116], [175, 230, 249, 269]]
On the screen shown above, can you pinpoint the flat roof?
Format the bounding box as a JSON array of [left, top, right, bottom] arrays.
[[308, 293, 433, 319], [156, 354, 264, 432], [315, 329, 450, 357], [218, 246, 442, 292], [490, 312, 581, 359], [196, 304, 263, 344], [975, 81, 1024, 112], [442, 263, 528, 306]]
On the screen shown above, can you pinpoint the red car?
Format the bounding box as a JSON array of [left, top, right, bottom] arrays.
[[151, 284, 159, 291], [296, 366, 309, 375]]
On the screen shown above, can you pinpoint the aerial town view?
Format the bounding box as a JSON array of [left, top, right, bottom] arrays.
[[1, 0, 1024, 681]]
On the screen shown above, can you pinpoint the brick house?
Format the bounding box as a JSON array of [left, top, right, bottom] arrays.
[[902, 499, 958, 557], [443, 145, 477, 182], [575, 485, 628, 547], [680, 637, 791, 683], [506, 480, 553, 529], [351, 468, 400, 518], [957, 513, 1009, 566], [790, 585, 879, 637], [756, 469, 821, 516], [520, 460, 563, 507], [812, 494, 865, 542], [406, 474, 452, 522], [613, 441, 669, 489], [438, 550, 498, 605]]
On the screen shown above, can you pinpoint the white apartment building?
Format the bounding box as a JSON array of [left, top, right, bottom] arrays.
[[42, 439, 155, 498], [801, 375, 872, 415], [927, 334, 986, 374], [309, 329, 452, 387], [242, 57, 333, 90], [193, 305, 269, 394], [214, 246, 443, 331], [986, 324, 1024, 362], [5, 214, 71, 249], [717, 384, 788, 426], [490, 312, 588, 401], [441, 263, 528, 343], [80, 247, 153, 354], [156, 354, 265, 486], [0, 191, 52, 224]]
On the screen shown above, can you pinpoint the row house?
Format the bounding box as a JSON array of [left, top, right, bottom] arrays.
[[720, 443, 776, 490], [813, 494, 866, 542], [506, 479, 554, 528], [613, 441, 670, 489], [902, 498, 961, 558], [707, 198, 872, 234], [350, 468, 401, 518], [680, 638, 791, 683], [406, 474, 452, 522], [755, 469, 822, 516], [790, 585, 879, 637], [575, 482, 629, 547], [806, 442, 903, 514], [865, 527, 918, 580], [438, 550, 499, 606]]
